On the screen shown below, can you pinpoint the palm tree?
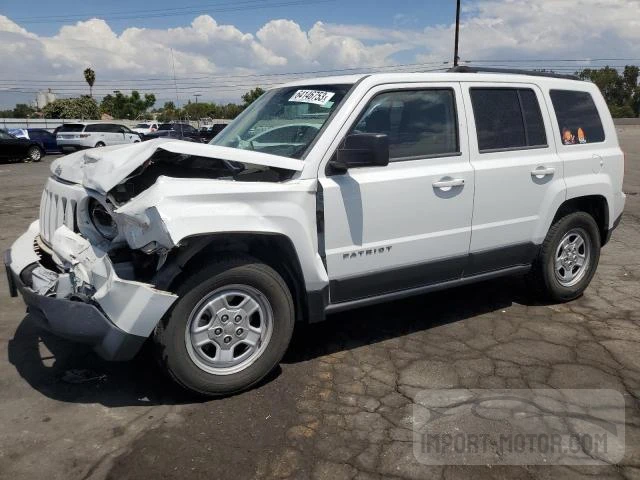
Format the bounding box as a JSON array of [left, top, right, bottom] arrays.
[[84, 68, 95, 97]]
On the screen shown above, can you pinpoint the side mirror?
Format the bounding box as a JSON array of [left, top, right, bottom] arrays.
[[330, 133, 389, 172]]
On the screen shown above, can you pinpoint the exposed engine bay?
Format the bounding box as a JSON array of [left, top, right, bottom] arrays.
[[109, 149, 294, 205]]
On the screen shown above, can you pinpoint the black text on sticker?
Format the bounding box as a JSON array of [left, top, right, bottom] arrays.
[[289, 90, 335, 105]]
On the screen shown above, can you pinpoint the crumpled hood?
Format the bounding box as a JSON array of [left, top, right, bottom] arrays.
[[50, 138, 304, 194]]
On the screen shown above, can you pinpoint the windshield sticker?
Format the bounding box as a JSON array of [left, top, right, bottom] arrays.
[[289, 90, 335, 106]]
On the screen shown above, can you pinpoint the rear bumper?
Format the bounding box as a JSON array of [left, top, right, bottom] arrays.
[[5, 222, 178, 361]]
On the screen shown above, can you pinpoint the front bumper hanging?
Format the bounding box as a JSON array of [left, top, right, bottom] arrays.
[[5, 221, 178, 361]]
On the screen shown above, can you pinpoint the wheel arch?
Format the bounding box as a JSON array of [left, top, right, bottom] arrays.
[[153, 232, 311, 323], [551, 195, 609, 246]]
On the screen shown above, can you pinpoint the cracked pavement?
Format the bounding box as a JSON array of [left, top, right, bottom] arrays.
[[0, 126, 639, 480]]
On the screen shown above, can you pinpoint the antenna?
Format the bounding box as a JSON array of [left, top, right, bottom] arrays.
[[453, 0, 461, 67]]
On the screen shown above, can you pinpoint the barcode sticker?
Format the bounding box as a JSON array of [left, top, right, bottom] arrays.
[[289, 90, 335, 105]]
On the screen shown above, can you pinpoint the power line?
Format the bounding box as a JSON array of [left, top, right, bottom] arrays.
[[16, 0, 337, 24], [12, 0, 269, 22], [0, 61, 450, 85]]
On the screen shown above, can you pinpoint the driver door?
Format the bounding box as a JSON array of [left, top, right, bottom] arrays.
[[319, 83, 474, 304]]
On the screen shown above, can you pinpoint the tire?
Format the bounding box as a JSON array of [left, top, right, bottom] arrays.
[[527, 211, 601, 302], [154, 256, 295, 396], [95, 141, 105, 148], [26, 146, 42, 162]]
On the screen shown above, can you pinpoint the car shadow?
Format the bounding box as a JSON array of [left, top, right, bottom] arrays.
[[283, 274, 537, 364], [8, 274, 537, 406]]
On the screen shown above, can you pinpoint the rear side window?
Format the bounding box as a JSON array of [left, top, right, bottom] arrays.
[[470, 88, 547, 152], [550, 90, 605, 145], [84, 124, 104, 133], [352, 89, 459, 160], [58, 124, 85, 132]]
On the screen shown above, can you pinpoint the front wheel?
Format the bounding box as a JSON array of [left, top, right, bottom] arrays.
[[527, 211, 601, 302], [95, 141, 105, 148], [154, 257, 295, 396]]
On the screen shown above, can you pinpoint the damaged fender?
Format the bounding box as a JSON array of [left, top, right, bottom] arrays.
[[113, 177, 329, 292]]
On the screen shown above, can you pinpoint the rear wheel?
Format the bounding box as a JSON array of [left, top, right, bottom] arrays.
[[154, 257, 295, 396], [26, 146, 42, 162], [95, 141, 105, 148], [527, 211, 601, 302]]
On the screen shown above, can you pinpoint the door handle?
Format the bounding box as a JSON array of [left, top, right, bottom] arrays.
[[433, 178, 465, 189], [531, 166, 555, 177]]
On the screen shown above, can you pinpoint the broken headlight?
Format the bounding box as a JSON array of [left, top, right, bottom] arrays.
[[88, 198, 118, 240]]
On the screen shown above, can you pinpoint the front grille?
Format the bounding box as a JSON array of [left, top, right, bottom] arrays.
[[38, 177, 86, 246]]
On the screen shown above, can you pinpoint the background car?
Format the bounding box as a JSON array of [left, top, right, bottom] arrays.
[[143, 122, 202, 142], [148, 129, 197, 142], [25, 128, 62, 153], [132, 122, 159, 135], [56, 123, 141, 151], [7, 128, 62, 154], [0, 129, 45, 162], [199, 123, 228, 143]]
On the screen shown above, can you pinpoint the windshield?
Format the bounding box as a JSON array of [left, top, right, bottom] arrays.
[[211, 84, 352, 159], [158, 124, 173, 131], [135, 123, 149, 128]]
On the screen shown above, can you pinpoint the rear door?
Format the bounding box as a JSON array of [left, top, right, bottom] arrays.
[[461, 83, 564, 275], [319, 83, 475, 304]]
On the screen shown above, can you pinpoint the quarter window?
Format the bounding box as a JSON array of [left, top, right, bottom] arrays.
[[470, 88, 547, 152], [550, 90, 605, 145], [352, 89, 459, 160]]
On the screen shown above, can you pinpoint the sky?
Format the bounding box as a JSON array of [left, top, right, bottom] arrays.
[[0, 0, 639, 108]]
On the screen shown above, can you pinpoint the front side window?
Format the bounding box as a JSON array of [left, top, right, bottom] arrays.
[[351, 89, 459, 160], [470, 88, 547, 152], [550, 90, 605, 145], [212, 84, 353, 159], [0, 131, 13, 140]]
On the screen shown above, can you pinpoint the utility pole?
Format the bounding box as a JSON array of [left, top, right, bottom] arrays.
[[453, 0, 461, 67], [193, 94, 202, 128]]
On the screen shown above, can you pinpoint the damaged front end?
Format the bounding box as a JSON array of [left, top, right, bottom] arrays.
[[6, 220, 178, 361], [5, 139, 308, 361]]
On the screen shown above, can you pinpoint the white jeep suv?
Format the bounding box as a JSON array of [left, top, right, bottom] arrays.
[[6, 69, 625, 396]]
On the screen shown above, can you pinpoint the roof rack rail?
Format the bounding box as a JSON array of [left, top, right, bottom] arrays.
[[448, 65, 580, 81]]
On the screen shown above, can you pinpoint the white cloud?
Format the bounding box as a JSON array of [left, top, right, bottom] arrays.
[[0, 0, 638, 107]]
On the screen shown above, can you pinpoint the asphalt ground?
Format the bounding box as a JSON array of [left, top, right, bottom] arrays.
[[0, 128, 639, 479]]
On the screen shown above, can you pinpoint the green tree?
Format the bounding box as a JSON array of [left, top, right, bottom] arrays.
[[43, 96, 100, 119], [13, 103, 35, 118], [183, 100, 214, 120], [84, 68, 96, 98], [100, 91, 156, 119], [577, 65, 640, 117], [241, 87, 265, 107], [157, 101, 181, 122]]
